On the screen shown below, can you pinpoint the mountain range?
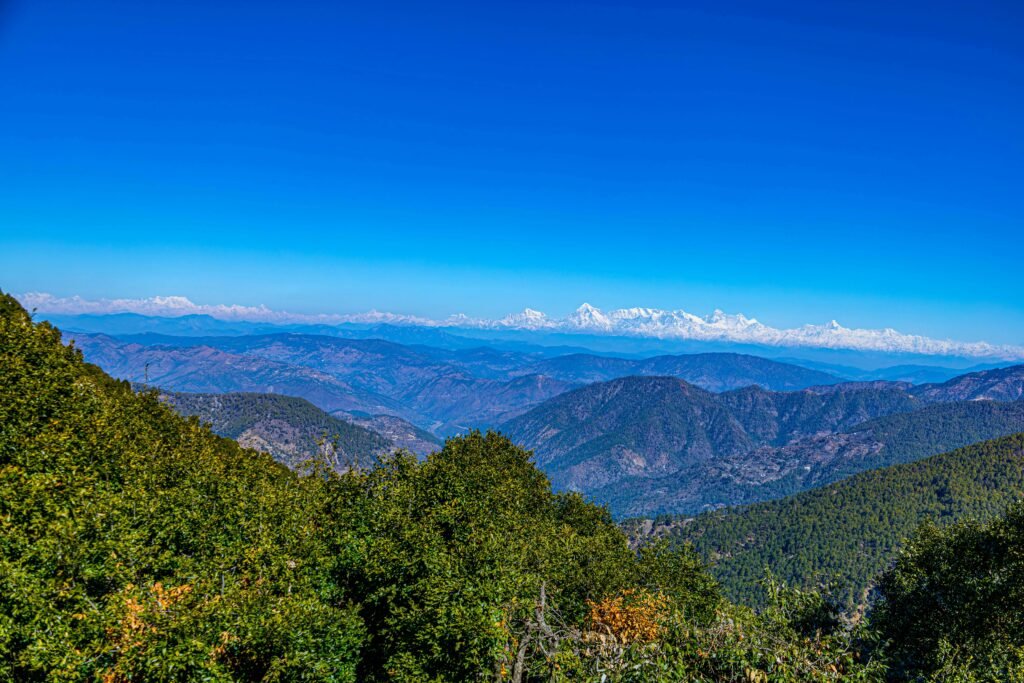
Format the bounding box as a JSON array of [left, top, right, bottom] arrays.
[[502, 367, 1024, 515], [16, 288, 982, 680], [479, 303, 1024, 360], [55, 316, 1024, 523], [66, 331, 852, 436], [27, 293, 1024, 361]]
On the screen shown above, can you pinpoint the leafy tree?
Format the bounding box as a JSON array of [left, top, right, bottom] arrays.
[[0, 291, 365, 681], [871, 502, 1024, 681]]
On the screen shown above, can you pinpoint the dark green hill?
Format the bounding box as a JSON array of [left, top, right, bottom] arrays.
[[160, 390, 393, 469], [667, 432, 1024, 607]]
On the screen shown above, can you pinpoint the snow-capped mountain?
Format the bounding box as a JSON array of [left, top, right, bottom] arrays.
[[461, 304, 1024, 360], [18, 292, 1024, 360], [565, 303, 614, 331], [494, 308, 555, 330]]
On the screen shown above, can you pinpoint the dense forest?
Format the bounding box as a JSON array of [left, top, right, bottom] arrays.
[[662, 432, 1024, 607], [2, 291, 1023, 681]]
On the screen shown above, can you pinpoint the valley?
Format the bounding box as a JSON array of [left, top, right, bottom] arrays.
[[58, 314, 1024, 523], [504, 370, 1024, 515], [653, 432, 1024, 608], [6, 1, 1022, 675], [5, 294, 1024, 681]]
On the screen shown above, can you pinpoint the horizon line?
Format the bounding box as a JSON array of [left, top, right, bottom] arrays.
[[16, 291, 1024, 362]]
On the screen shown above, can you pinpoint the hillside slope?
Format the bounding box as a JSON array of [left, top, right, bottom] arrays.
[[505, 371, 1024, 516], [503, 376, 924, 512], [334, 412, 442, 456], [668, 432, 1024, 607], [160, 390, 393, 468]]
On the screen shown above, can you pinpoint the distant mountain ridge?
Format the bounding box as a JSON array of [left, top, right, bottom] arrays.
[[66, 332, 577, 435], [66, 331, 855, 437], [27, 293, 1024, 359], [502, 376, 922, 512], [782, 358, 1012, 384], [69, 333, 405, 416], [510, 352, 840, 391], [911, 364, 1024, 402]]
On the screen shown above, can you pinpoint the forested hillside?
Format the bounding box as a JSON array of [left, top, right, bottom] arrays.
[[0, 295, 366, 680], [504, 375, 1024, 516], [665, 433, 1024, 607], [608, 400, 1024, 518], [160, 390, 393, 468]]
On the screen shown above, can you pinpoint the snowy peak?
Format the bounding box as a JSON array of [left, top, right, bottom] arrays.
[[19, 292, 1024, 361], [566, 303, 613, 330], [497, 308, 553, 330], [472, 303, 1024, 360]]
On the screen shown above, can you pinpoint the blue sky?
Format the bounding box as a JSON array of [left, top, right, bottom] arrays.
[[1, 0, 1021, 342]]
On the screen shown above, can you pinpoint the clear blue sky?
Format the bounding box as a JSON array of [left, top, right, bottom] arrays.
[[1, 0, 1021, 342]]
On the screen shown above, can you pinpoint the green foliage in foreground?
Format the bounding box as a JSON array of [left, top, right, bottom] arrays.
[[873, 501, 1024, 682], [676, 432, 1024, 607], [0, 296, 365, 681], [0, 292, 883, 681]]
